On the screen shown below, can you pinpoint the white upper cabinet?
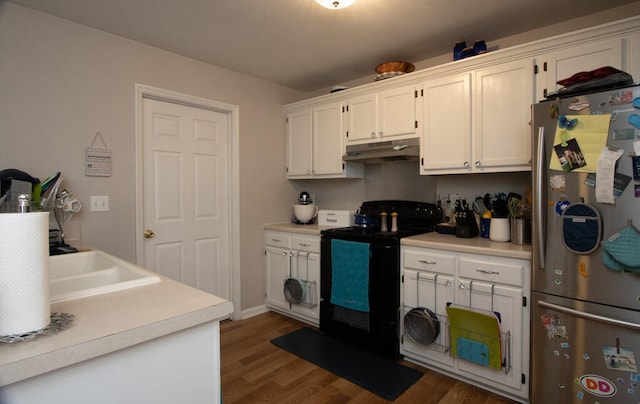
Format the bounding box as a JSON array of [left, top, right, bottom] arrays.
[[627, 32, 640, 85], [473, 59, 535, 171], [313, 102, 346, 175], [346, 85, 417, 144], [286, 108, 313, 177], [535, 38, 624, 101], [286, 102, 363, 179], [283, 17, 640, 179], [420, 73, 472, 172], [420, 58, 534, 175]]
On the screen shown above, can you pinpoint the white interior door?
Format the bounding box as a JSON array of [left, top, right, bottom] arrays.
[[141, 97, 230, 300]]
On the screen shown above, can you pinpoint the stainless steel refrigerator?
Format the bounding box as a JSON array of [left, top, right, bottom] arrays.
[[531, 85, 640, 403]]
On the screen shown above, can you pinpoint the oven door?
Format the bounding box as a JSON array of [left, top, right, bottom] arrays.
[[320, 236, 401, 359]]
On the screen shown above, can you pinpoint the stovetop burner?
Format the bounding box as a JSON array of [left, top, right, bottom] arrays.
[[321, 200, 436, 243]]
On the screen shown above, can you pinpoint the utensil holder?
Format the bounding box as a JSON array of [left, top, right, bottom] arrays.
[[489, 218, 510, 242], [510, 218, 531, 244]]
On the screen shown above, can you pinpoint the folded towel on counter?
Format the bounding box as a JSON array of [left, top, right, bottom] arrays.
[[330, 239, 370, 312]]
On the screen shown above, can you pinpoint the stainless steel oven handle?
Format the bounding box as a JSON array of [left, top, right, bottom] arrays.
[[538, 300, 640, 331], [535, 126, 546, 268]]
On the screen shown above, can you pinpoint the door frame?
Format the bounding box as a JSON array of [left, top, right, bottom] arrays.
[[134, 83, 241, 320]]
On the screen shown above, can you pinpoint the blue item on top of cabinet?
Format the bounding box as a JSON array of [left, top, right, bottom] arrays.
[[473, 40, 487, 54], [453, 41, 466, 61]]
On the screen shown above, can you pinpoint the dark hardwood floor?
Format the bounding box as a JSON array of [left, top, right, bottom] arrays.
[[220, 311, 519, 403]]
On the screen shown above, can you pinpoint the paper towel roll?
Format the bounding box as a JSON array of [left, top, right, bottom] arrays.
[[0, 212, 50, 336]]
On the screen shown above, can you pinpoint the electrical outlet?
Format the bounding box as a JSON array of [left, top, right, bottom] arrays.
[[90, 195, 109, 212]]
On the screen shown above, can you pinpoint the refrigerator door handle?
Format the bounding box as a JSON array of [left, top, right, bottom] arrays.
[[535, 126, 546, 268], [538, 300, 640, 331]]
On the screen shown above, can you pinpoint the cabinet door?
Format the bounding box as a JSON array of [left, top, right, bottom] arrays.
[[286, 109, 313, 177], [628, 32, 640, 87], [265, 246, 290, 311], [538, 38, 624, 100], [401, 269, 455, 367], [313, 102, 344, 175], [455, 279, 526, 396], [474, 59, 534, 172], [290, 251, 320, 322], [346, 94, 378, 143], [420, 73, 472, 173], [379, 85, 417, 140]]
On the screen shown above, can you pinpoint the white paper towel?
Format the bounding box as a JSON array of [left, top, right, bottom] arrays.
[[0, 212, 50, 336]]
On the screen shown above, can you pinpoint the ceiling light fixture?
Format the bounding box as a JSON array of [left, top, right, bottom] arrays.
[[315, 0, 357, 10]]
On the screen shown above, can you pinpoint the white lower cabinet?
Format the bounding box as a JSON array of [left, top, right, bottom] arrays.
[[264, 231, 320, 325], [401, 245, 530, 402]]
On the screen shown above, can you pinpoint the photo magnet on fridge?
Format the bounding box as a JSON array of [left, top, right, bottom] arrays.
[[554, 138, 587, 172]]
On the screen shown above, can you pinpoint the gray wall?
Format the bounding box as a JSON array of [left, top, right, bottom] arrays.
[[0, 2, 301, 312]]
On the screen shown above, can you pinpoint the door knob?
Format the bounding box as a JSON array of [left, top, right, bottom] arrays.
[[143, 229, 155, 239]]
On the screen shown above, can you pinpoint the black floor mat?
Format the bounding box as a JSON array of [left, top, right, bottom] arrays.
[[271, 327, 422, 401]]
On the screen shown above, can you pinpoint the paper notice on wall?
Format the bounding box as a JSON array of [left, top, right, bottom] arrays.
[[549, 114, 611, 173], [85, 132, 112, 177], [85, 146, 112, 177]]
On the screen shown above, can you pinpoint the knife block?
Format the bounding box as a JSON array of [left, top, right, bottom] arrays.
[[455, 210, 479, 238]]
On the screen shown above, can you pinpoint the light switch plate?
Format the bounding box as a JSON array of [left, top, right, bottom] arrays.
[[90, 195, 109, 212]]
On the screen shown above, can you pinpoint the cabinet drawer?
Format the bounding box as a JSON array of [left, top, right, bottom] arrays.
[[458, 257, 525, 287], [403, 248, 455, 275], [264, 232, 291, 248], [291, 236, 320, 253]]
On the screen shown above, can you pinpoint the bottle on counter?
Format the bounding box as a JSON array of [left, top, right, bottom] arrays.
[[380, 212, 388, 232], [18, 194, 30, 213], [391, 212, 398, 232], [435, 200, 444, 224]]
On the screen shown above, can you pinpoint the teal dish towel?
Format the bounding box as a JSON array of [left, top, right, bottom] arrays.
[[330, 239, 370, 312]]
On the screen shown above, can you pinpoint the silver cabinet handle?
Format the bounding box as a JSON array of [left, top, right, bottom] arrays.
[[458, 282, 465, 289], [371, 132, 376, 137], [281, 251, 288, 256], [379, 131, 383, 137], [298, 243, 310, 247], [445, 280, 452, 287], [271, 238, 282, 243], [418, 260, 436, 265], [475, 161, 481, 167], [538, 300, 640, 331], [464, 161, 470, 168], [476, 269, 500, 275]]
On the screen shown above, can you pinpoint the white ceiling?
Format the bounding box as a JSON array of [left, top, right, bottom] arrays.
[[7, 0, 640, 92]]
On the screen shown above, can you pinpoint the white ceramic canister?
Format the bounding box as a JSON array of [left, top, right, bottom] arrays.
[[489, 217, 510, 242]]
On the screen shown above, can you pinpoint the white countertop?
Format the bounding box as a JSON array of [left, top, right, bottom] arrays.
[[263, 222, 325, 235], [402, 232, 531, 260], [0, 275, 233, 386], [263, 222, 531, 260]]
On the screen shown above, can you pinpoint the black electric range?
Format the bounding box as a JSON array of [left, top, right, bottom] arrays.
[[319, 200, 436, 359]]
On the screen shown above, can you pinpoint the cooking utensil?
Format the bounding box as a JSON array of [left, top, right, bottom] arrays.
[[492, 193, 509, 218], [404, 307, 440, 346], [472, 196, 487, 216], [284, 278, 305, 304]]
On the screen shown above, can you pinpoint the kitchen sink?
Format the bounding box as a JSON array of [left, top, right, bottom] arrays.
[[49, 250, 161, 303]]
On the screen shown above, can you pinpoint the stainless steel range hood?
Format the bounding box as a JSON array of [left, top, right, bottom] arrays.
[[342, 137, 420, 163]]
